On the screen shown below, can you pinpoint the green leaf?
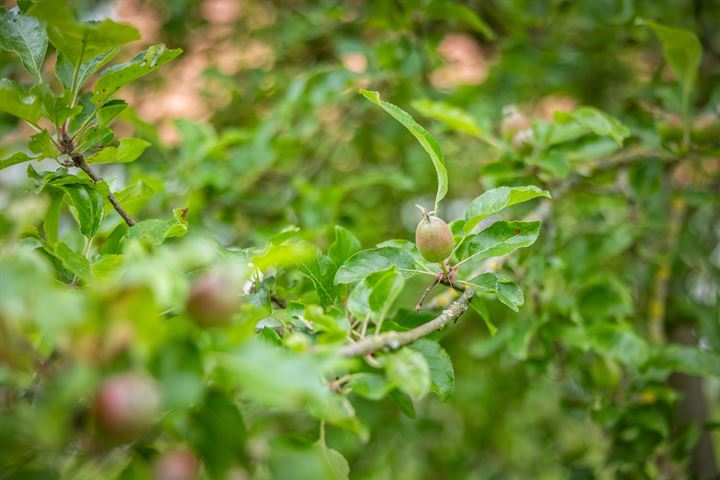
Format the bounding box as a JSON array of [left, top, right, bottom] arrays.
[[464, 186, 551, 232], [298, 253, 339, 306], [56, 184, 104, 238], [385, 348, 431, 399], [106, 179, 155, 214], [28, 1, 139, 66], [467, 272, 525, 312], [347, 373, 392, 400], [31, 83, 81, 127], [92, 44, 183, 104], [427, 0, 495, 40], [496, 280, 524, 312], [334, 247, 415, 284], [469, 297, 496, 335], [651, 345, 720, 377], [0, 78, 41, 124], [0, 151, 37, 171], [389, 389, 416, 418], [347, 266, 405, 327], [188, 391, 246, 479], [123, 208, 188, 246], [74, 125, 114, 153], [360, 89, 448, 212], [0, 7, 48, 81], [587, 324, 649, 367], [411, 99, 485, 138], [457, 221, 541, 264], [320, 445, 350, 480], [43, 190, 63, 244], [55, 49, 118, 94], [327, 225, 362, 266], [220, 340, 357, 429], [640, 20, 702, 116], [270, 438, 346, 480], [554, 107, 630, 145], [53, 242, 91, 281], [410, 339, 455, 402], [95, 99, 127, 127], [86, 137, 150, 164], [28, 129, 57, 158]]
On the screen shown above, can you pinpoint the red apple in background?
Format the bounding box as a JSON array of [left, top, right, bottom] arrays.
[[93, 373, 160, 442]]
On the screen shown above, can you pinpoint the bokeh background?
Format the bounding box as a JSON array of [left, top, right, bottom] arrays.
[[1, 0, 719, 479]]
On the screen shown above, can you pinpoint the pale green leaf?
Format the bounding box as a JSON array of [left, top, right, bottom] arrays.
[[347, 373, 392, 400], [360, 89, 447, 212], [464, 186, 551, 232], [92, 44, 182, 104], [86, 137, 150, 164], [0, 151, 37, 171], [385, 348, 431, 399], [554, 107, 630, 145], [0, 78, 41, 124]]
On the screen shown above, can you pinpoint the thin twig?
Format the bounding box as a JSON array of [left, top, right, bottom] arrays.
[[338, 288, 475, 357], [415, 276, 441, 311], [270, 292, 287, 309], [72, 154, 136, 226]]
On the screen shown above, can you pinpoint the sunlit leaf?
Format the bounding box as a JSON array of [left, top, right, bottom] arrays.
[[360, 89, 448, 212]]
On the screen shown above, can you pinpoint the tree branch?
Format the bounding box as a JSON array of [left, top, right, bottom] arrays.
[[339, 288, 475, 357], [72, 154, 137, 227]]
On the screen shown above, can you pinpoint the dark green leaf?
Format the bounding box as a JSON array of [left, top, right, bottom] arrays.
[[389, 389, 416, 419], [0, 7, 48, 81], [327, 225, 361, 266], [188, 391, 246, 478], [457, 221, 541, 263], [410, 339, 455, 402], [298, 253, 339, 306]]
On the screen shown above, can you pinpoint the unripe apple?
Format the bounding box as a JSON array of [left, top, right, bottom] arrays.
[[186, 271, 242, 327], [153, 449, 200, 480], [415, 205, 454, 263], [93, 373, 160, 442]]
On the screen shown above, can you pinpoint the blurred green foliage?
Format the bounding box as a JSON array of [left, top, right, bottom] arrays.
[[1, 0, 719, 479]]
